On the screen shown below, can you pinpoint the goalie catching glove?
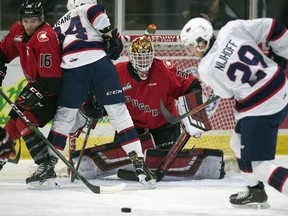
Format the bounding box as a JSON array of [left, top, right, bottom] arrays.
[[177, 91, 211, 137], [102, 28, 123, 60], [0, 127, 15, 161]]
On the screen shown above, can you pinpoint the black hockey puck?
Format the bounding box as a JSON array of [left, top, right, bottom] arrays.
[[121, 207, 131, 213]]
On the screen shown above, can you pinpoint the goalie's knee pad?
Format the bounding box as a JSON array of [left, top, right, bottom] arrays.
[[177, 92, 211, 137]]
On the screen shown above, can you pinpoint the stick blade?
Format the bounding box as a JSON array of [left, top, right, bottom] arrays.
[[100, 183, 126, 193]]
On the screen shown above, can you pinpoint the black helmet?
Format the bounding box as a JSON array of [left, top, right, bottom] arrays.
[[19, 0, 44, 22]]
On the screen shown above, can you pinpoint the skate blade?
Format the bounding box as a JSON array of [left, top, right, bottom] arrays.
[[231, 201, 270, 209], [27, 178, 59, 190], [138, 174, 156, 189]]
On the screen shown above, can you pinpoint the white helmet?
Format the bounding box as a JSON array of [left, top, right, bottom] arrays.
[[129, 37, 155, 80], [180, 17, 213, 53], [67, 0, 97, 11]]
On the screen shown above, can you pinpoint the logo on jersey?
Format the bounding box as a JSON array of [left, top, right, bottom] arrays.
[[106, 89, 123, 96], [14, 34, 23, 42], [205, 99, 220, 117], [69, 58, 79, 62], [123, 83, 132, 92], [163, 60, 174, 69], [37, 31, 49, 42], [125, 96, 159, 117]]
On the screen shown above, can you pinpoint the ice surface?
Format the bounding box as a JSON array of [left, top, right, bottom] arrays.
[[0, 157, 287, 216]]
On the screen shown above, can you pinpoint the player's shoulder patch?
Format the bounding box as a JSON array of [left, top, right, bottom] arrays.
[[37, 31, 49, 42], [162, 60, 174, 69]]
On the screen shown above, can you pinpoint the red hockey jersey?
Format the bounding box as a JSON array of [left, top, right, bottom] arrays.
[[116, 58, 197, 129], [0, 21, 62, 87]]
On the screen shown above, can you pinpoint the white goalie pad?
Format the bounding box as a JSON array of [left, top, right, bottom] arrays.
[[177, 91, 211, 137]]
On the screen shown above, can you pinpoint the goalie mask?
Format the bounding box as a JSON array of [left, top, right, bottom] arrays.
[[19, 0, 44, 22], [129, 37, 155, 80], [67, 0, 97, 11], [180, 17, 213, 54]]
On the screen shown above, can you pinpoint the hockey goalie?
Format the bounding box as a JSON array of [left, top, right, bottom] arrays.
[[71, 91, 225, 181]]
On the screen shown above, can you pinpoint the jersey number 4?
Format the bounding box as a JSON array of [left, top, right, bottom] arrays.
[[54, 16, 88, 43], [227, 45, 268, 87]]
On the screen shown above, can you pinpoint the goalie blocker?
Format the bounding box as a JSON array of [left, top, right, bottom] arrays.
[[71, 132, 225, 180]]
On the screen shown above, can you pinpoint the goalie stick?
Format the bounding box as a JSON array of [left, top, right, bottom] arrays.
[[160, 95, 220, 124], [154, 129, 191, 180], [71, 119, 95, 183], [0, 89, 126, 194]]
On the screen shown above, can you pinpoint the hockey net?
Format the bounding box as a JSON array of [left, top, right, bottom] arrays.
[[68, 35, 237, 162]]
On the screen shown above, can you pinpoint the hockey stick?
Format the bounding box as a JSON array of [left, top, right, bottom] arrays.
[[154, 129, 191, 181], [0, 89, 126, 193], [71, 119, 95, 183], [160, 95, 220, 124]]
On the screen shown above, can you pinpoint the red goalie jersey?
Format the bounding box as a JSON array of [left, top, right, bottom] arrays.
[[115, 58, 198, 129]]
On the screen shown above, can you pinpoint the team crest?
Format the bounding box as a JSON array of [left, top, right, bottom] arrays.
[[163, 60, 174, 69], [37, 31, 49, 42], [205, 99, 220, 117]]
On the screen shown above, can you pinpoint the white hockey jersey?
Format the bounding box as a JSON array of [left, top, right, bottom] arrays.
[[53, 4, 110, 69], [198, 18, 288, 120]]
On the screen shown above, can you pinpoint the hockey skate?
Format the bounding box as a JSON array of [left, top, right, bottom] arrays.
[[128, 151, 156, 189], [26, 160, 58, 190], [230, 182, 270, 209]]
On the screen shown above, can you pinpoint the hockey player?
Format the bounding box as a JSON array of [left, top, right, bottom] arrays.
[[180, 17, 288, 208], [116, 37, 206, 149], [48, 0, 156, 188], [71, 37, 224, 181], [0, 0, 62, 187]]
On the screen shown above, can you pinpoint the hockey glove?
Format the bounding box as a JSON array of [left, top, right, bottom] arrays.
[[81, 98, 107, 120], [0, 62, 7, 87], [102, 29, 123, 60], [17, 83, 45, 110], [0, 127, 15, 161]]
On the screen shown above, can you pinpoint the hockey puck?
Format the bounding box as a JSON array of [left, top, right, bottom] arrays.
[[121, 207, 131, 213]]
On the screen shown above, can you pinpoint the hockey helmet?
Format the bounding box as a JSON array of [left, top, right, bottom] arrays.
[[19, 0, 44, 22], [180, 17, 213, 53], [129, 37, 155, 80], [67, 0, 97, 11]]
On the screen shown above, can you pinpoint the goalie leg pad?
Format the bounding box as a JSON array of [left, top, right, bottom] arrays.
[[145, 148, 225, 180], [72, 133, 155, 178]]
